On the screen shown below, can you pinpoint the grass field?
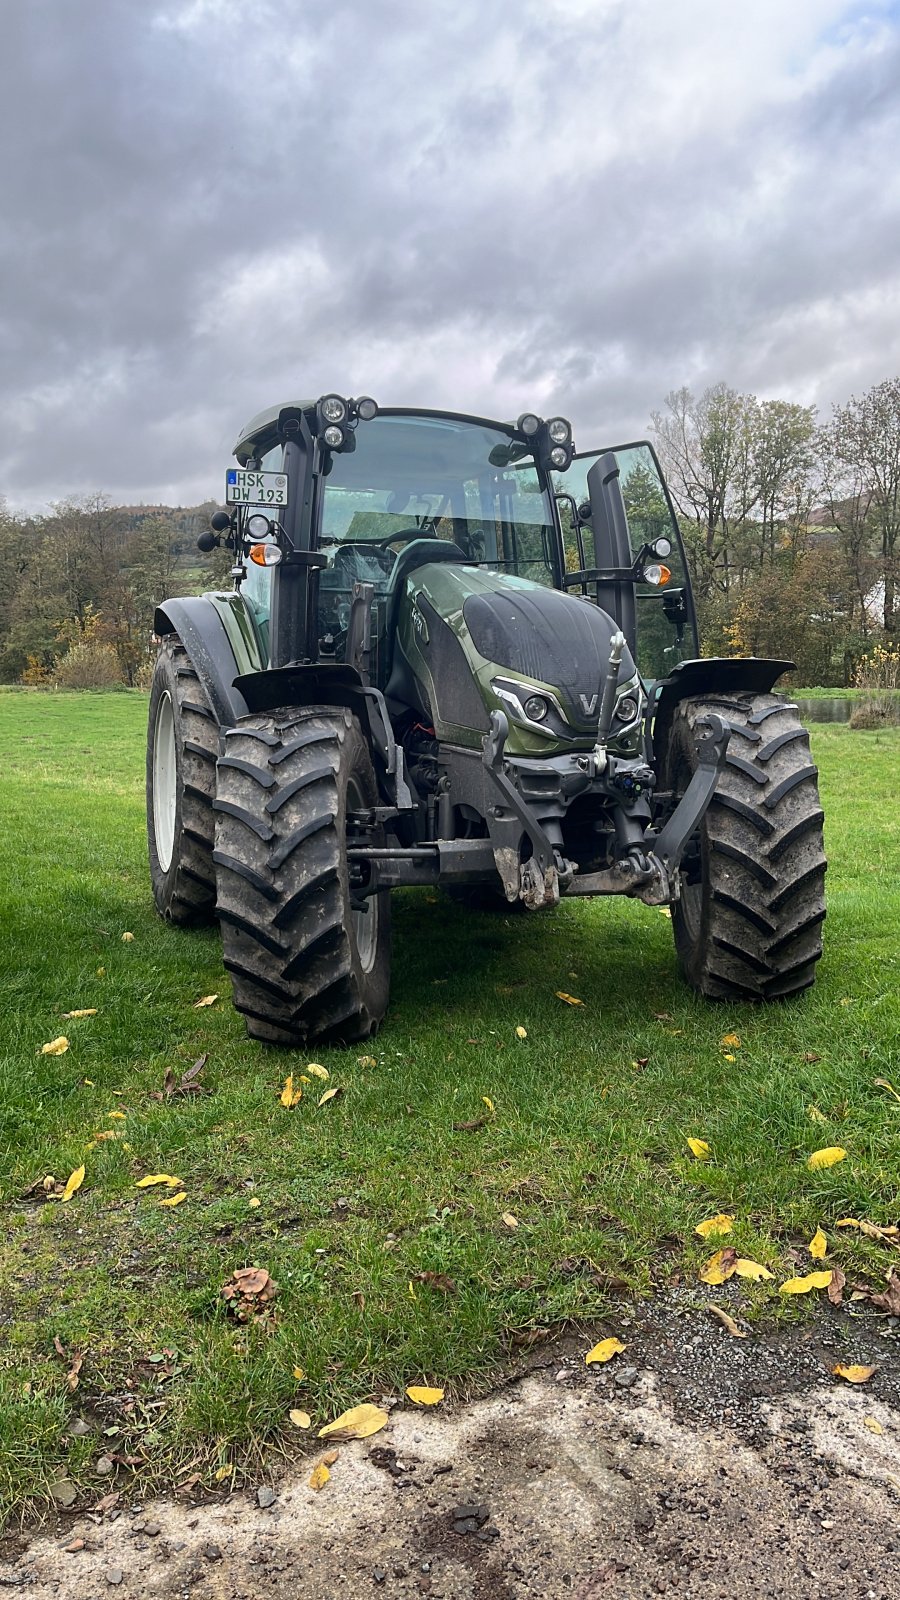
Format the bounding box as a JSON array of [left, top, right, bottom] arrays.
[[0, 691, 898, 1520]]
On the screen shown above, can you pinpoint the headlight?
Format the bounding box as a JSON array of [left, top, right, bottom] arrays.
[[547, 417, 571, 444], [247, 513, 272, 539], [642, 562, 672, 587], [323, 424, 345, 448], [523, 694, 549, 722], [320, 395, 347, 424], [517, 412, 541, 437], [615, 695, 639, 723], [651, 536, 672, 557], [549, 445, 570, 469]]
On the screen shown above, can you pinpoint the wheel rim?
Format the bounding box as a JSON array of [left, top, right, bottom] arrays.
[[347, 777, 379, 974], [153, 691, 177, 873]]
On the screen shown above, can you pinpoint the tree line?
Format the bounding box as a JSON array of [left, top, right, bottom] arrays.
[[0, 374, 897, 688]]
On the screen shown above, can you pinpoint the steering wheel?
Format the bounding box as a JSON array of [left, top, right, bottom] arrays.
[[374, 529, 433, 550]]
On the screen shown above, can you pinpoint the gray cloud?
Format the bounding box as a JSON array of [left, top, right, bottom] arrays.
[[1, 0, 899, 510]]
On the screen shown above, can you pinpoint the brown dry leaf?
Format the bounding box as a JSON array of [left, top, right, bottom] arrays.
[[827, 1266, 846, 1306], [41, 1036, 70, 1056], [194, 994, 219, 1008], [65, 1353, 83, 1390], [699, 1247, 738, 1285], [93, 1490, 121, 1513], [807, 1146, 847, 1170], [803, 1053, 822, 1064], [864, 1417, 884, 1434], [321, 1449, 339, 1466], [556, 991, 584, 1006], [809, 1227, 827, 1259], [61, 1166, 85, 1203], [779, 1270, 833, 1295], [833, 1363, 876, 1384], [861, 1271, 900, 1315], [318, 1086, 342, 1107], [501, 1212, 519, 1229], [289, 1409, 311, 1430], [454, 1116, 489, 1132], [585, 1337, 626, 1365], [309, 1463, 330, 1491], [406, 1385, 444, 1406], [720, 1033, 741, 1049], [695, 1214, 734, 1239], [136, 1174, 182, 1189], [708, 1305, 746, 1338], [62, 1009, 97, 1019], [733, 1258, 774, 1282], [318, 1403, 388, 1441], [686, 1137, 711, 1160], [306, 1063, 329, 1080]]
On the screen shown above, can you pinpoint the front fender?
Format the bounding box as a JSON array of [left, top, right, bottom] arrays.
[[650, 656, 794, 762], [153, 596, 249, 728]]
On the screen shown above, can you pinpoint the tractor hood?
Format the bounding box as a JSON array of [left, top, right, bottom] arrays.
[[392, 561, 640, 754]]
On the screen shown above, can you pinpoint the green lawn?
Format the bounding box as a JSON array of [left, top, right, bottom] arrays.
[[0, 691, 898, 1519]]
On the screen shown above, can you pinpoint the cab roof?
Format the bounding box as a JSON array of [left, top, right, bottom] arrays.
[[232, 403, 519, 464]]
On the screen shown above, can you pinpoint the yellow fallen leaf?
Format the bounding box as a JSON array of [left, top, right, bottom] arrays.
[[780, 1270, 833, 1295], [733, 1258, 774, 1282], [808, 1105, 828, 1124], [107, 1111, 126, 1120], [833, 1363, 876, 1384], [159, 1191, 187, 1207], [61, 1166, 85, 1203], [482, 1096, 495, 1113], [357, 1055, 377, 1068], [864, 1416, 884, 1434], [874, 1077, 900, 1104], [280, 1075, 295, 1108], [309, 1463, 330, 1490], [306, 1064, 329, 1080], [809, 1227, 827, 1259], [41, 1036, 70, 1056], [214, 1465, 232, 1481], [515, 1026, 527, 1040], [121, 931, 134, 942], [82, 1078, 94, 1086], [248, 1196, 261, 1209], [501, 1212, 518, 1229], [585, 1337, 626, 1365], [289, 1409, 311, 1429], [62, 1009, 97, 1019], [658, 907, 672, 918], [318, 1403, 388, 1441], [836, 1218, 858, 1228], [96, 967, 106, 977], [687, 1138, 711, 1160], [720, 1033, 741, 1049], [807, 1147, 847, 1171], [406, 1385, 444, 1406], [699, 1249, 737, 1285], [695, 1214, 733, 1239], [136, 1174, 182, 1189], [723, 1053, 736, 1063], [556, 992, 584, 1006], [408, 1280, 417, 1300], [318, 1087, 341, 1107], [292, 1366, 305, 1381], [194, 994, 218, 1008]]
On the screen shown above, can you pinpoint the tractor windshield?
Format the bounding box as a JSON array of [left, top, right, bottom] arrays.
[[318, 413, 559, 586]]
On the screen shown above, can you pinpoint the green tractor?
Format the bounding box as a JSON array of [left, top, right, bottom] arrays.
[[147, 398, 826, 1045]]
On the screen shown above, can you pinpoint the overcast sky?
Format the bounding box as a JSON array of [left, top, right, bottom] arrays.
[[2, 0, 899, 512]]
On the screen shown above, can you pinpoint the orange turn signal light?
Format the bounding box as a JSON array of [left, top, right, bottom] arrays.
[[642, 562, 671, 587], [249, 544, 282, 567]]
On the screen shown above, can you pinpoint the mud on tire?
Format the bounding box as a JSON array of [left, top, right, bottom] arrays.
[[147, 637, 218, 924], [667, 692, 826, 1000], [214, 707, 391, 1046]]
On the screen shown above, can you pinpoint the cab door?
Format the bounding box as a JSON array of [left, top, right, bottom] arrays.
[[554, 440, 699, 684]]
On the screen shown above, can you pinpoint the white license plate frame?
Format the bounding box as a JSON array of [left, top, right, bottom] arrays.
[[225, 469, 289, 507]]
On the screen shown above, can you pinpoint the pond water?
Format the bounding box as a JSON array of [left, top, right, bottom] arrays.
[[796, 698, 852, 723]]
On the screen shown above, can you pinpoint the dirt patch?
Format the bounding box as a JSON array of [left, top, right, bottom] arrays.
[[6, 1298, 899, 1599]]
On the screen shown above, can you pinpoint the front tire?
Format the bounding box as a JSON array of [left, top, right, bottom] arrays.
[[666, 693, 826, 1000], [146, 638, 218, 924], [214, 708, 391, 1045]]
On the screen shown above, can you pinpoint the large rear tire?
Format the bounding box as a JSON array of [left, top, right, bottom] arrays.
[[666, 692, 826, 1000], [146, 638, 218, 924], [214, 707, 391, 1046]]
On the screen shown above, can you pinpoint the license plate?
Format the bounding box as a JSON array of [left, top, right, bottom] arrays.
[[225, 469, 289, 507]]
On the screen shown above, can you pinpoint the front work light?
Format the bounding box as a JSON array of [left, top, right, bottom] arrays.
[[247, 513, 272, 538], [353, 396, 378, 421], [320, 395, 347, 424], [650, 537, 672, 558], [549, 445, 570, 470], [517, 412, 542, 437], [323, 424, 345, 448], [642, 563, 672, 587], [249, 543, 283, 567], [547, 417, 571, 444]]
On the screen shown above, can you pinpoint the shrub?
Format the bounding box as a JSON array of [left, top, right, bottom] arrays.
[[52, 640, 123, 690], [850, 643, 900, 729]]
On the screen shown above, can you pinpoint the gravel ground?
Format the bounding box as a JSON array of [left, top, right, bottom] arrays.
[[4, 1294, 898, 1600]]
